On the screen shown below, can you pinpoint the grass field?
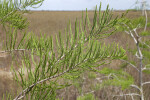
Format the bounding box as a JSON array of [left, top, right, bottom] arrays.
[[0, 10, 150, 100]]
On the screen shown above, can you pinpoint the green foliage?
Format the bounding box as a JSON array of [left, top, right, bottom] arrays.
[[88, 72, 97, 79], [0, 0, 45, 51], [98, 68, 134, 90], [142, 50, 150, 59], [0, 0, 44, 29], [115, 7, 150, 99], [128, 9, 139, 11], [77, 93, 98, 100], [116, 15, 147, 31], [82, 3, 120, 39], [93, 83, 103, 91], [147, 22, 150, 27], [143, 64, 150, 74], [0, 1, 26, 29], [11, 3, 126, 99], [119, 62, 128, 69], [2, 92, 12, 100], [0, 1, 128, 100], [12, 27, 126, 99], [140, 31, 150, 36]]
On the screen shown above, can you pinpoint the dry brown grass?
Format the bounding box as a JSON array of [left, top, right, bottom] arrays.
[[0, 10, 150, 100]]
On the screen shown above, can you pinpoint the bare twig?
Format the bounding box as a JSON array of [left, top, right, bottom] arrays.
[[142, 68, 150, 71], [0, 49, 28, 53], [142, 81, 150, 86], [142, 64, 150, 71], [130, 85, 141, 91], [120, 59, 139, 72], [140, 41, 150, 49], [113, 93, 141, 97], [123, 19, 145, 100], [123, 23, 137, 44]]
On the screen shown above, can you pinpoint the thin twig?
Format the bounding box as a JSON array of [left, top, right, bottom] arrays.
[[113, 93, 141, 97], [130, 85, 141, 91], [123, 23, 137, 44], [142, 81, 150, 86], [0, 49, 28, 53], [140, 41, 150, 49], [120, 59, 139, 72], [142, 67, 150, 71]]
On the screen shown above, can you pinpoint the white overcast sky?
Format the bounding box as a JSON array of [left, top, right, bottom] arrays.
[[28, 0, 150, 11]]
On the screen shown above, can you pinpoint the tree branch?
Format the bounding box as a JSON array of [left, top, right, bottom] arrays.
[[14, 58, 89, 100], [130, 85, 141, 91], [142, 81, 150, 86]]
